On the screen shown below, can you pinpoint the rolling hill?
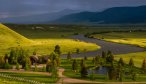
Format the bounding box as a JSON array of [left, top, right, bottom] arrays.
[[53, 5, 146, 24], [0, 24, 31, 44]]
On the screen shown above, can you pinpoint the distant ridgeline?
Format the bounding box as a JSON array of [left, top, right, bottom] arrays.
[[52, 5, 146, 24]]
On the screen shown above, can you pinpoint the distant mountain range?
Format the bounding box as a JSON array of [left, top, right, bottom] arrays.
[[0, 6, 146, 24], [52, 5, 146, 24], [0, 9, 82, 24]]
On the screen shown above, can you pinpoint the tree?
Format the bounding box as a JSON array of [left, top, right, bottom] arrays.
[[102, 51, 106, 58], [76, 48, 80, 54], [0, 56, 5, 68], [106, 51, 114, 64], [8, 49, 17, 64], [84, 56, 88, 60], [80, 64, 88, 78], [67, 52, 71, 60], [3, 59, 12, 69], [118, 58, 124, 66], [117, 64, 124, 82], [24, 58, 31, 71], [92, 57, 95, 65], [72, 59, 78, 72], [80, 59, 85, 67], [56, 57, 60, 67], [54, 45, 61, 55], [142, 59, 146, 73], [94, 56, 100, 66], [46, 59, 53, 72], [129, 58, 134, 67], [108, 65, 117, 80]]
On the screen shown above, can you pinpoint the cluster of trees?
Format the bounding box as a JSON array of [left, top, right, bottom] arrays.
[[0, 48, 31, 70], [69, 50, 146, 81]]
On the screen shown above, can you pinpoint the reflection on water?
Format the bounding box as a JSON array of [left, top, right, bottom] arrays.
[[88, 66, 109, 75]]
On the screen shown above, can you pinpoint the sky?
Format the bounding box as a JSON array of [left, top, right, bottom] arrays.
[[0, 0, 146, 18]]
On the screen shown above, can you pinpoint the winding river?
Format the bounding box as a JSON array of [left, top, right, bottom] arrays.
[[61, 35, 145, 58]]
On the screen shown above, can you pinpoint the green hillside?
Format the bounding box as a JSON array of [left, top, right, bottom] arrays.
[[0, 24, 99, 56], [0, 24, 32, 54]]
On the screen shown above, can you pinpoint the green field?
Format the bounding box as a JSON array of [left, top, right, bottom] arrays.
[[92, 32, 146, 68], [0, 24, 100, 56], [92, 32, 146, 47], [0, 72, 58, 83], [115, 51, 146, 68]]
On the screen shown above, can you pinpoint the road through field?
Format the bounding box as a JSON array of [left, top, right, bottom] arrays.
[[61, 35, 145, 58]]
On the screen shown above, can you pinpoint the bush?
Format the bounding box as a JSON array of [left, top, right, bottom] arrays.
[[3, 61, 12, 69], [16, 63, 20, 70]]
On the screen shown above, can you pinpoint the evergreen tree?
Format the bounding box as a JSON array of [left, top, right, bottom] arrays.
[[118, 58, 125, 66], [76, 48, 80, 54], [92, 57, 95, 65], [84, 56, 87, 60], [117, 64, 124, 82], [107, 51, 114, 64], [67, 52, 71, 60], [51, 68, 58, 80], [54, 45, 61, 55], [46, 59, 53, 72], [3, 59, 12, 69], [142, 59, 146, 73], [56, 57, 60, 67], [0, 56, 5, 67], [80, 64, 88, 78], [24, 58, 31, 70], [95, 56, 100, 66], [72, 59, 78, 72], [129, 58, 134, 67], [80, 59, 85, 67], [102, 51, 106, 58]]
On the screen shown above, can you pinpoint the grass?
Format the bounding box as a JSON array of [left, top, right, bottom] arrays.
[[91, 32, 146, 68], [0, 72, 58, 83], [61, 58, 146, 82], [115, 51, 146, 68], [0, 77, 26, 84], [92, 32, 146, 47], [0, 24, 100, 56]]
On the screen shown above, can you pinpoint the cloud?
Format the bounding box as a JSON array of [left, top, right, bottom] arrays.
[[0, 0, 146, 18]]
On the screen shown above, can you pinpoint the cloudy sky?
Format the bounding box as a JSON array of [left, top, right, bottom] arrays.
[[0, 0, 146, 18]]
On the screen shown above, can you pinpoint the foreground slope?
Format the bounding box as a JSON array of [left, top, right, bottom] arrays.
[[0, 24, 99, 55]]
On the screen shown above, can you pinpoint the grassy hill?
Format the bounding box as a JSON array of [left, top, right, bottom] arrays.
[[0, 24, 99, 56], [0, 24, 32, 54]]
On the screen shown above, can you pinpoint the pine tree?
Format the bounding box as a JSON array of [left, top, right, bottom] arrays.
[[142, 59, 146, 73], [118, 58, 125, 66], [102, 51, 106, 58], [72, 59, 78, 72], [24, 58, 31, 71], [46, 59, 53, 72], [80, 64, 88, 78], [92, 57, 95, 65], [80, 59, 85, 67], [76, 48, 80, 54], [56, 57, 60, 67], [54, 45, 61, 55], [67, 52, 71, 60], [129, 58, 134, 67], [84, 56, 87, 60]]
